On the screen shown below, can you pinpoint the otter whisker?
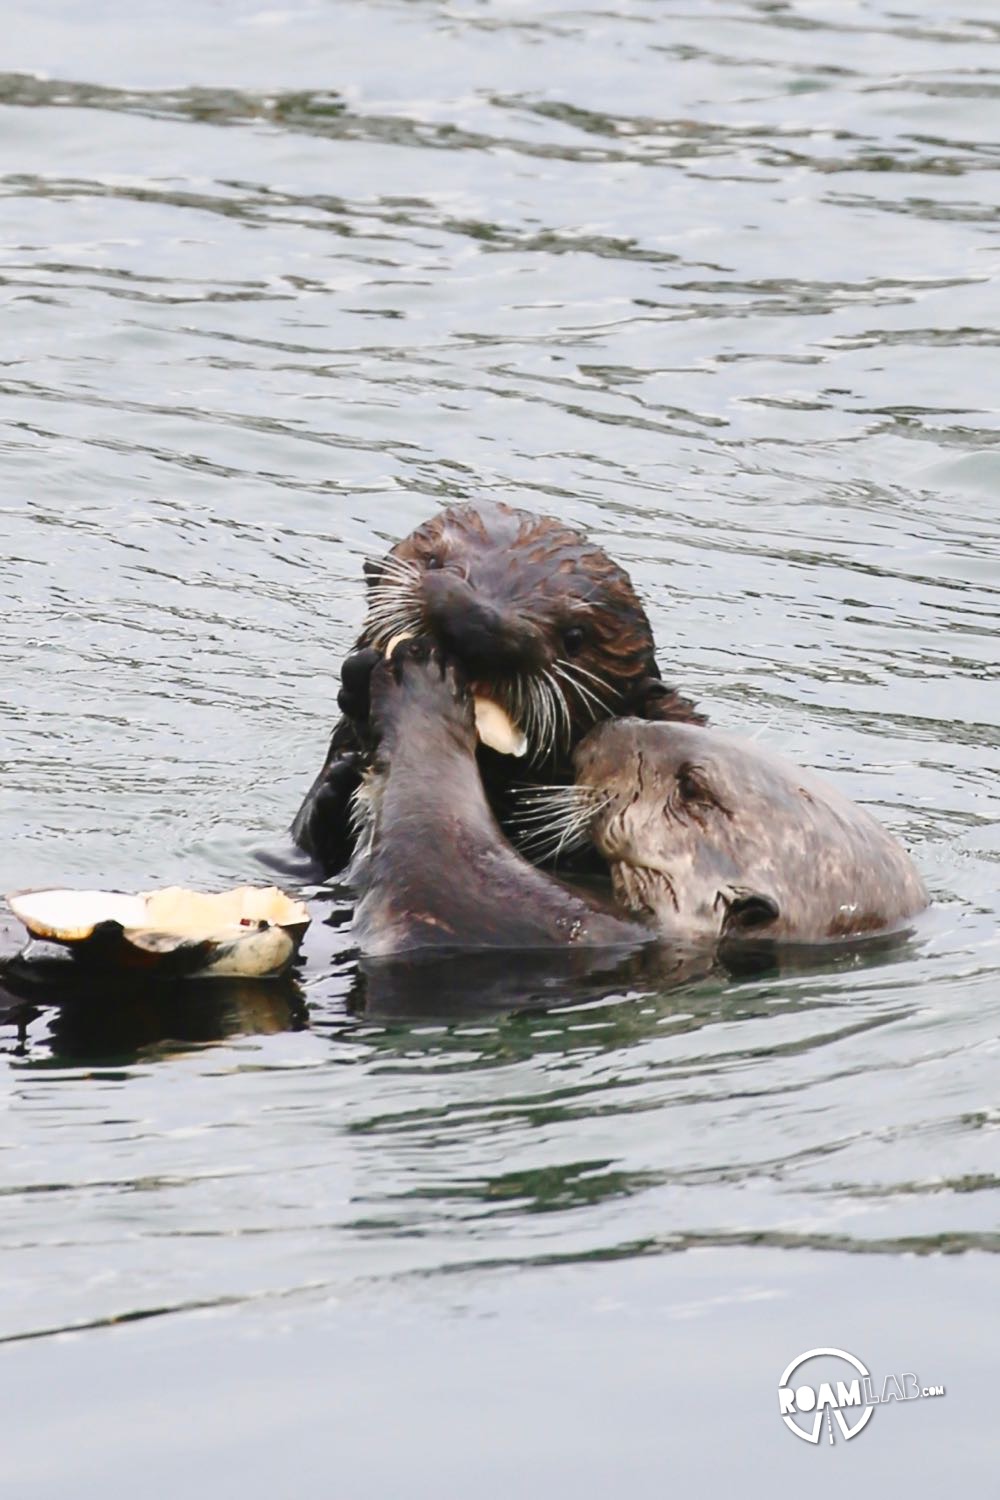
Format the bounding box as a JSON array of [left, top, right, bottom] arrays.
[[538, 677, 556, 763], [365, 594, 419, 622], [550, 811, 602, 863], [747, 714, 779, 743], [515, 810, 602, 834], [530, 673, 560, 766], [363, 559, 423, 643], [516, 798, 608, 864], [515, 825, 592, 858], [513, 797, 593, 818], [551, 666, 614, 717], [542, 669, 574, 755], [365, 608, 424, 651], [562, 659, 622, 703], [513, 792, 591, 809], [513, 783, 598, 806], [568, 677, 611, 720], [517, 671, 573, 766], [363, 572, 424, 648], [512, 798, 590, 810], [365, 582, 419, 611], [551, 661, 613, 722], [366, 576, 417, 599], [364, 582, 417, 608], [509, 782, 609, 862], [365, 553, 421, 587], [514, 672, 553, 767], [514, 672, 535, 750], [510, 802, 587, 830]]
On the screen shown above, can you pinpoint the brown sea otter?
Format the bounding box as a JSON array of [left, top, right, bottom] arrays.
[[293, 501, 702, 872], [352, 641, 927, 958]]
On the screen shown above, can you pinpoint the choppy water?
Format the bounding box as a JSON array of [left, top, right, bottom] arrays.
[[1, 0, 998, 1491]]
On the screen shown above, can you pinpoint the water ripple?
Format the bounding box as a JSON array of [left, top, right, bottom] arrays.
[[1, 0, 998, 1378]]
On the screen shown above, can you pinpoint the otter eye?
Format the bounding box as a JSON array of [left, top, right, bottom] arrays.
[[563, 626, 585, 656], [425, 554, 442, 571], [677, 762, 711, 803]]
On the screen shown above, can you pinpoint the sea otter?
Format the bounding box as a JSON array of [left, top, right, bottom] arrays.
[[352, 641, 927, 957], [570, 721, 929, 944], [292, 501, 702, 872]]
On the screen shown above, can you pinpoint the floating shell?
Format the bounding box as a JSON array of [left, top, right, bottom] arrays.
[[6, 885, 311, 981]]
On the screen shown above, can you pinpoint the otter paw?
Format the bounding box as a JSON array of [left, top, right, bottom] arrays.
[[336, 646, 383, 727], [294, 749, 364, 867], [370, 640, 475, 751]]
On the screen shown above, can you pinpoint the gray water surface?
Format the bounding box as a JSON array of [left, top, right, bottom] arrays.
[[1, 1, 999, 1491]]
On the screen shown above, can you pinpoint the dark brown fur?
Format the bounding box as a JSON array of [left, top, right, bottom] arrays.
[[293, 502, 701, 872], [351, 642, 647, 957]]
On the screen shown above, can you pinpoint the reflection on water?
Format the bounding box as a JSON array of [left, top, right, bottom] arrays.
[[1, 967, 307, 1063], [0, 0, 998, 1482]]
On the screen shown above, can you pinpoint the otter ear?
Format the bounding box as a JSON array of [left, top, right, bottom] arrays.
[[632, 676, 707, 727], [720, 891, 779, 938]]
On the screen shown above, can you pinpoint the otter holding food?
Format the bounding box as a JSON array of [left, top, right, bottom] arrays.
[[353, 644, 927, 958], [351, 639, 646, 957], [293, 501, 702, 873]]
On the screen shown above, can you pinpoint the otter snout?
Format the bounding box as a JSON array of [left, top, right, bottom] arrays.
[[421, 570, 547, 677]]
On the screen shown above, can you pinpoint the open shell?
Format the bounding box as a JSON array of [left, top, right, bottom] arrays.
[[6, 885, 311, 980]]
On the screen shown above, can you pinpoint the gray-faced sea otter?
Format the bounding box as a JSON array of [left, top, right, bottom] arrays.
[[352, 641, 928, 959]]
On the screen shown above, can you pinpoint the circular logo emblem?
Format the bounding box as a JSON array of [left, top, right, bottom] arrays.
[[778, 1348, 875, 1444]]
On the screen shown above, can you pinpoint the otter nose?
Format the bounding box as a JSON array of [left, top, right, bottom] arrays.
[[421, 570, 545, 676]]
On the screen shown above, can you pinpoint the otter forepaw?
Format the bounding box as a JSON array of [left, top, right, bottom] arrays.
[[290, 748, 364, 870], [336, 645, 383, 728], [371, 639, 476, 753]]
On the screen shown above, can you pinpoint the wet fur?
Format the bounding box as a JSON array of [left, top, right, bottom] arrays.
[[350, 645, 647, 958], [351, 641, 926, 959], [292, 501, 701, 872], [574, 721, 929, 944]]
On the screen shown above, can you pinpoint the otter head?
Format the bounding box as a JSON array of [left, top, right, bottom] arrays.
[[572, 720, 782, 943], [360, 502, 665, 770]]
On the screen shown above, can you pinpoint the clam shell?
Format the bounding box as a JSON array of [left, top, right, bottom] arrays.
[[471, 697, 528, 758], [6, 885, 311, 981]]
